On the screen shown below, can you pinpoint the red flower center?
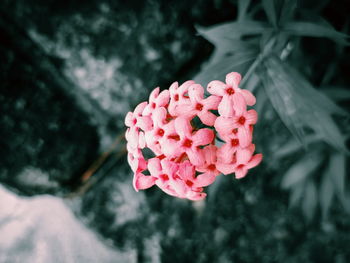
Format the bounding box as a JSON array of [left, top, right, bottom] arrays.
[[174, 94, 179, 101], [168, 134, 180, 141], [157, 154, 166, 160], [186, 180, 194, 187], [152, 102, 156, 109], [183, 138, 193, 148], [231, 139, 239, 147], [157, 128, 164, 137], [195, 103, 203, 111], [208, 164, 216, 171], [237, 164, 245, 169], [232, 128, 238, 134], [226, 87, 235, 95], [238, 116, 246, 125], [160, 174, 169, 181]]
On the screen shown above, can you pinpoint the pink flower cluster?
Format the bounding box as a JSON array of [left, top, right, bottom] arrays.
[[125, 72, 262, 201]]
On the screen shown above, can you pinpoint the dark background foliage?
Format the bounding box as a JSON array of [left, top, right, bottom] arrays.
[[0, 0, 349, 262]]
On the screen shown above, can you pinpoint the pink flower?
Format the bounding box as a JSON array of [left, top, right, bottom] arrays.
[[124, 72, 262, 201], [171, 161, 209, 201], [125, 102, 153, 131], [196, 145, 222, 178], [168, 80, 194, 116], [144, 107, 175, 155], [215, 109, 257, 148], [162, 117, 214, 165], [207, 72, 256, 117], [234, 144, 262, 179], [175, 84, 221, 126], [143, 87, 170, 116]]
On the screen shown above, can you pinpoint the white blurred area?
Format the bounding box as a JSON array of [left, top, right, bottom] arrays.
[[0, 185, 136, 263]]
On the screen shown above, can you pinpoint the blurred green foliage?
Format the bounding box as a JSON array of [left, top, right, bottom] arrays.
[[196, 0, 350, 220]]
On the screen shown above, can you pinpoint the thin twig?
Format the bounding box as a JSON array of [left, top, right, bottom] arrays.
[[81, 133, 124, 182]]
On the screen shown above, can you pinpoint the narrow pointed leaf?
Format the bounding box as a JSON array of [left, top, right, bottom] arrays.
[[238, 0, 252, 21], [329, 153, 346, 202], [261, 61, 305, 144], [194, 52, 256, 86], [319, 170, 334, 219], [289, 182, 305, 207], [302, 180, 317, 221], [279, 0, 297, 25], [321, 86, 350, 101], [264, 56, 348, 152], [281, 154, 321, 189], [197, 21, 272, 43], [262, 0, 277, 27], [283, 21, 349, 45], [274, 134, 322, 159]]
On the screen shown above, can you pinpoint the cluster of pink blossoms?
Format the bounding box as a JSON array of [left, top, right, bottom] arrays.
[[125, 72, 262, 201]]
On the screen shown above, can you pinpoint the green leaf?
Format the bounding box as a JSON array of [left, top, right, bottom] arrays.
[[319, 170, 335, 219], [329, 153, 346, 203], [238, 0, 251, 21], [194, 52, 256, 86], [273, 134, 322, 159], [262, 0, 278, 27], [281, 153, 321, 189], [289, 182, 305, 207], [282, 21, 349, 45], [279, 0, 297, 25], [196, 21, 272, 43], [302, 180, 317, 221], [321, 86, 350, 101], [263, 56, 348, 152], [261, 59, 306, 144]]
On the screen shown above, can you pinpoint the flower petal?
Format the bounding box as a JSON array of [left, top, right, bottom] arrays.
[[203, 95, 221, 110], [161, 138, 182, 157], [179, 80, 195, 93], [178, 160, 195, 181], [137, 116, 153, 131], [133, 173, 156, 191], [225, 72, 242, 87], [198, 111, 217, 126], [149, 87, 160, 102], [207, 80, 226, 96], [125, 112, 134, 127], [237, 127, 252, 148], [235, 168, 248, 179], [218, 95, 235, 117], [134, 101, 148, 115], [202, 144, 217, 164], [186, 148, 204, 166], [232, 93, 246, 116], [169, 81, 179, 94], [152, 107, 167, 127], [217, 143, 236, 163], [236, 147, 253, 164], [187, 191, 206, 201], [157, 89, 170, 107], [246, 109, 258, 125], [240, 89, 256, 106], [161, 159, 179, 175], [175, 117, 192, 138], [175, 103, 196, 118], [246, 153, 263, 169], [192, 128, 214, 146], [216, 163, 235, 175], [195, 172, 216, 187], [148, 158, 161, 176], [214, 116, 234, 138], [188, 84, 204, 103]]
